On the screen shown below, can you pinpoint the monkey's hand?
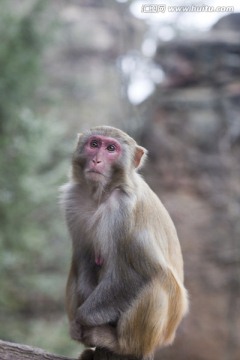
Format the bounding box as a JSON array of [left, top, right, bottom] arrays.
[[81, 325, 118, 350], [81, 327, 96, 347], [70, 321, 98, 348], [76, 300, 118, 327]]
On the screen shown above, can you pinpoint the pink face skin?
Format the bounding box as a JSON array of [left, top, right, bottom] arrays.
[[83, 135, 122, 181]]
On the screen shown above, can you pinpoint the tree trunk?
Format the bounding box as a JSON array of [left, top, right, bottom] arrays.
[[0, 339, 76, 360]]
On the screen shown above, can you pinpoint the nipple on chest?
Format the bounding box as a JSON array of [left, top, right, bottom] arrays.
[[95, 254, 104, 267]]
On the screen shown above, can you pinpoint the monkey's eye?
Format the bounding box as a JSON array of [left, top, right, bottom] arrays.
[[90, 140, 99, 148], [107, 144, 116, 152]]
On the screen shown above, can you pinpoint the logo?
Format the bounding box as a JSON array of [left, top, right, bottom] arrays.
[[142, 4, 166, 13]]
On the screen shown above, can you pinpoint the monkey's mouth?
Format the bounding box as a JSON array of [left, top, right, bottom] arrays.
[[87, 170, 103, 175], [85, 170, 106, 181]]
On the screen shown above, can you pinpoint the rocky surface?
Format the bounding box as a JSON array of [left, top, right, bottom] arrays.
[[141, 16, 240, 360]]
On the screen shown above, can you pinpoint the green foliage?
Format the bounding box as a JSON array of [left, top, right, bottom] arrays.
[[0, 0, 46, 110], [0, 0, 46, 251], [0, 0, 69, 331]]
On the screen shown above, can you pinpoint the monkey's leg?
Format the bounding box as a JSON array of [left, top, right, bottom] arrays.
[[76, 268, 146, 328]]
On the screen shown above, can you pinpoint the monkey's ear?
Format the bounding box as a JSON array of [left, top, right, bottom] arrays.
[[134, 145, 147, 169], [77, 133, 83, 140], [76, 133, 84, 146]]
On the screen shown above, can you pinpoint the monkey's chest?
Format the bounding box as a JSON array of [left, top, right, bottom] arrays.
[[86, 193, 130, 271], [95, 254, 104, 267], [88, 202, 120, 259]]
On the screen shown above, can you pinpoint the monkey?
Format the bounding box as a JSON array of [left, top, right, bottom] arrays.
[[60, 126, 188, 360]]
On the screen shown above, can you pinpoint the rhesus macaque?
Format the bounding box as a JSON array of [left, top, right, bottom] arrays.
[[60, 126, 188, 360]]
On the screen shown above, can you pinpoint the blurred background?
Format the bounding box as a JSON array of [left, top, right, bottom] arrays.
[[0, 0, 240, 359]]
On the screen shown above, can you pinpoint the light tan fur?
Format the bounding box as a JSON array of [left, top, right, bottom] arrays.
[[60, 126, 188, 360]]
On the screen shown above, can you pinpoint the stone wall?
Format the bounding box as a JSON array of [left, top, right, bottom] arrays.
[[140, 22, 240, 360]]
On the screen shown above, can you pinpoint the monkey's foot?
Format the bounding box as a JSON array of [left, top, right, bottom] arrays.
[[79, 348, 95, 360], [93, 348, 141, 360], [79, 348, 113, 360]]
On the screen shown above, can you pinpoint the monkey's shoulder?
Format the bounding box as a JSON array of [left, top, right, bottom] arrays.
[[59, 182, 96, 232], [60, 182, 94, 209], [133, 177, 180, 248], [134, 178, 172, 222]]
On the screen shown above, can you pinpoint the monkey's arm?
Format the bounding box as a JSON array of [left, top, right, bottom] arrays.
[[76, 230, 162, 327], [66, 252, 99, 320], [76, 266, 147, 327]]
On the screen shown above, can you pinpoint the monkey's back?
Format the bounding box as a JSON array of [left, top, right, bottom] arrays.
[[132, 175, 184, 282], [116, 175, 188, 357]]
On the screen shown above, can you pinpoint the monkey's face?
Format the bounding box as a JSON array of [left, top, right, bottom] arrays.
[[72, 126, 147, 187], [82, 135, 122, 184]]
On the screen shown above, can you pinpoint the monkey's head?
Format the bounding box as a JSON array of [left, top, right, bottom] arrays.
[[71, 126, 147, 188]]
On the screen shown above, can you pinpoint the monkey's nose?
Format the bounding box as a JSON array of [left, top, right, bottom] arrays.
[[92, 159, 102, 165]]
